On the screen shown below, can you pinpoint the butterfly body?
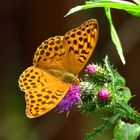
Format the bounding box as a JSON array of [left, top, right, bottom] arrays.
[[18, 19, 99, 118], [45, 69, 80, 84]]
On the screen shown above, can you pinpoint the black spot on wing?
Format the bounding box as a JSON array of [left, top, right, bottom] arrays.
[[81, 50, 89, 54], [69, 46, 74, 52], [79, 55, 86, 60], [78, 58, 84, 63]]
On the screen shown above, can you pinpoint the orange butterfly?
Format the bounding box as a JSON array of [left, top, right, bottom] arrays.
[[18, 19, 99, 118]]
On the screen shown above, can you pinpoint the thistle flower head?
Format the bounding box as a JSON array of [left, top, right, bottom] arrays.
[[86, 64, 99, 75], [98, 89, 110, 100], [57, 84, 81, 113]]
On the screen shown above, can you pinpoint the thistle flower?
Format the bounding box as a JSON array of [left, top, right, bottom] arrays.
[[97, 89, 110, 101], [79, 82, 93, 94], [86, 64, 99, 75], [57, 84, 81, 113], [85, 63, 109, 86]]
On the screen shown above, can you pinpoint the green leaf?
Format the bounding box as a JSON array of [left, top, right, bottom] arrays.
[[65, 5, 92, 17], [127, 10, 140, 17], [128, 0, 140, 16], [115, 101, 140, 125], [105, 7, 125, 64], [113, 72, 131, 102], [114, 72, 125, 87], [114, 120, 140, 140], [120, 87, 131, 102], [133, 0, 140, 5], [104, 56, 116, 92], [115, 87, 131, 103], [65, 0, 140, 17], [104, 56, 131, 102]]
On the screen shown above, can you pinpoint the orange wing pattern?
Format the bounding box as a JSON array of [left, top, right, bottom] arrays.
[[64, 19, 98, 75], [19, 66, 71, 118], [33, 36, 66, 71]]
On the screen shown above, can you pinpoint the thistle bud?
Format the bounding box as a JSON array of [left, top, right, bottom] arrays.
[[98, 89, 110, 100], [86, 64, 99, 75]]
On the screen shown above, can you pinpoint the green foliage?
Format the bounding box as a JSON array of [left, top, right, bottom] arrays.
[[85, 113, 122, 140], [114, 101, 140, 124], [133, 0, 140, 5], [79, 57, 140, 139], [66, 0, 140, 17], [66, 0, 140, 64], [114, 120, 140, 140], [104, 56, 131, 103], [105, 7, 125, 64], [84, 65, 109, 86], [80, 82, 97, 112], [80, 56, 132, 113]]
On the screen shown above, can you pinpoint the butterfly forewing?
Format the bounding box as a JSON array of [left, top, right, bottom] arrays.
[[64, 19, 98, 75], [19, 66, 71, 118], [33, 19, 98, 75], [33, 36, 67, 71]]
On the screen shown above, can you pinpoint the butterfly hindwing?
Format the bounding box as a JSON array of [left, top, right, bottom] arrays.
[[64, 19, 98, 75], [18, 66, 71, 118]]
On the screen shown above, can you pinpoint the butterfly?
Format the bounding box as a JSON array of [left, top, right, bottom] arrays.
[[18, 19, 99, 118]]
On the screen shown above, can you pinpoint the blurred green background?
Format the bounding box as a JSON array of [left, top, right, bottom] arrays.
[[0, 0, 140, 140]]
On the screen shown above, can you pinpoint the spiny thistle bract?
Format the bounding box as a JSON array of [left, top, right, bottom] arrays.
[[76, 56, 140, 140]]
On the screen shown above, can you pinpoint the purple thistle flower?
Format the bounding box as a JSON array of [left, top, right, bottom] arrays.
[[57, 84, 81, 113], [86, 64, 99, 75], [98, 89, 110, 100]]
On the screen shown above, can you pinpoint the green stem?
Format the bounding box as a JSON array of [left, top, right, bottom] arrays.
[[104, 56, 116, 92], [115, 101, 140, 124], [84, 113, 122, 140]]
